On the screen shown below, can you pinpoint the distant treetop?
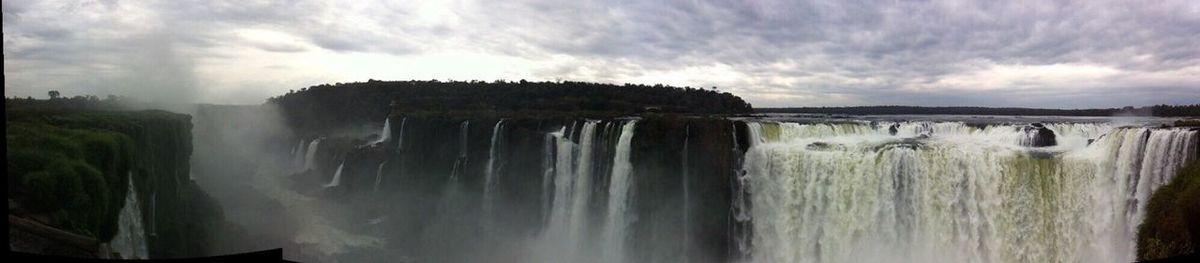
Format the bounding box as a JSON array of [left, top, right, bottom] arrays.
[[267, 79, 754, 130]]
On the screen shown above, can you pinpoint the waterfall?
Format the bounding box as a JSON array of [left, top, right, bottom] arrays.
[[600, 120, 638, 263], [483, 119, 507, 223], [111, 173, 148, 259], [293, 139, 307, 168], [742, 122, 1199, 263], [292, 139, 303, 158], [540, 120, 601, 260], [385, 117, 407, 192], [396, 117, 408, 152], [450, 121, 470, 181], [1132, 130, 1198, 217], [304, 138, 323, 171], [369, 118, 392, 145], [373, 161, 387, 193], [324, 161, 345, 188], [567, 121, 599, 243], [541, 128, 561, 227], [730, 122, 752, 261]]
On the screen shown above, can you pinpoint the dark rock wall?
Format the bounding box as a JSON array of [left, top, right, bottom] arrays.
[[298, 114, 746, 262]]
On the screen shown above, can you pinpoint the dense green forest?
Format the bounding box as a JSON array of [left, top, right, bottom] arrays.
[[266, 79, 753, 131], [7, 109, 222, 257], [8, 114, 138, 242], [759, 105, 1200, 117], [1138, 160, 1200, 260], [5, 95, 153, 112], [5, 110, 180, 243]]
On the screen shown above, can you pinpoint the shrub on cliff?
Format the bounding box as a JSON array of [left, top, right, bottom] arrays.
[[7, 120, 134, 241], [21, 164, 85, 213], [1137, 160, 1200, 260]]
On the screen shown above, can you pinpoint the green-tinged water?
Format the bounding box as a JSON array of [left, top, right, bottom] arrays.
[[743, 122, 1198, 263]]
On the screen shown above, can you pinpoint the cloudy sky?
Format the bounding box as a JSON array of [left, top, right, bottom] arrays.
[[4, 0, 1199, 108]]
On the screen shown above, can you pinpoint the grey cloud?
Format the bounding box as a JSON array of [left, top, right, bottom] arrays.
[[310, 34, 364, 52], [3, 0, 1198, 107], [255, 42, 308, 53]]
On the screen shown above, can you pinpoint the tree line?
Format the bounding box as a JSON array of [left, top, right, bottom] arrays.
[[267, 79, 754, 131]]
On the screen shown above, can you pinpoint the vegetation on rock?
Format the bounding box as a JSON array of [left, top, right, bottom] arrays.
[[267, 79, 753, 133], [8, 120, 135, 241], [8, 108, 219, 258], [1137, 160, 1200, 260]]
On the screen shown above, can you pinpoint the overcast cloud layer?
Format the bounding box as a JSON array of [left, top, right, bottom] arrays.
[[4, 0, 1199, 107]]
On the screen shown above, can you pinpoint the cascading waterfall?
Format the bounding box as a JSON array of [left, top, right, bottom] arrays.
[[304, 138, 323, 171], [293, 139, 307, 168], [450, 121, 470, 181], [729, 122, 752, 261], [271, 116, 1196, 263], [369, 118, 392, 145], [600, 120, 638, 263], [531, 119, 648, 262], [396, 117, 408, 152], [567, 121, 599, 246], [541, 128, 561, 227], [383, 117, 407, 192], [483, 119, 507, 225], [1132, 130, 1199, 219], [539, 120, 603, 261], [324, 161, 345, 188], [111, 173, 148, 259], [741, 121, 1199, 263]]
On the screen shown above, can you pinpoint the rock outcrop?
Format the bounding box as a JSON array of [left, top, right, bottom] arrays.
[[1020, 123, 1057, 147]]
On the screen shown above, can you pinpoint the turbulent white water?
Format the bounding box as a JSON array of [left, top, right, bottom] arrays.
[[111, 173, 148, 259], [742, 121, 1199, 263], [600, 120, 638, 263], [324, 161, 345, 188]]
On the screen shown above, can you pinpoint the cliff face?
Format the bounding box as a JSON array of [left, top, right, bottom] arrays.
[[627, 117, 744, 262], [7, 110, 220, 258], [291, 114, 747, 262]]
